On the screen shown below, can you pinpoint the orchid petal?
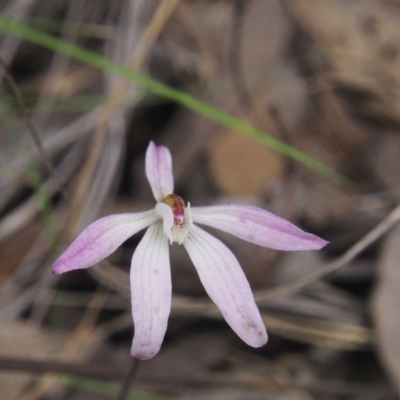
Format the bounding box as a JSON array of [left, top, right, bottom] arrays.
[[183, 226, 267, 347], [52, 211, 157, 274], [145, 141, 174, 201], [191, 205, 328, 251], [131, 222, 171, 360]]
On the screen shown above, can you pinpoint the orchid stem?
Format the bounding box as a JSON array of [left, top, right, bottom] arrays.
[[115, 358, 140, 400]]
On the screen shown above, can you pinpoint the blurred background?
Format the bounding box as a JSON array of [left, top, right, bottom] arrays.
[[1, 0, 400, 399]]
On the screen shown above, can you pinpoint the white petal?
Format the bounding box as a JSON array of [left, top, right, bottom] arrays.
[[145, 141, 174, 201], [191, 205, 328, 251], [130, 222, 171, 359], [183, 226, 267, 347], [52, 211, 157, 274]]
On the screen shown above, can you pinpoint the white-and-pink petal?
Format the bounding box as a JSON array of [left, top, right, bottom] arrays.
[[191, 205, 328, 251], [183, 226, 268, 348], [145, 141, 174, 202], [52, 211, 157, 275], [130, 222, 172, 360]]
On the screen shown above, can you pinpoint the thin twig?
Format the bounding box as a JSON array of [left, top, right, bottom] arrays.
[[115, 358, 140, 400], [255, 202, 400, 303], [1, 355, 393, 397], [0, 56, 69, 201]]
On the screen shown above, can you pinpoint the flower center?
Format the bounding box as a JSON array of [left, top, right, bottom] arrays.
[[156, 194, 193, 244]]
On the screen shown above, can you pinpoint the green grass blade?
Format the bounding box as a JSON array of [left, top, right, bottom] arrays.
[[0, 16, 351, 185]]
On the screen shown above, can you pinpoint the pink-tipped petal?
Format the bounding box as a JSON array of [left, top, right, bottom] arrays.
[[130, 222, 171, 360], [145, 141, 174, 201], [191, 205, 328, 251], [183, 226, 268, 347], [52, 211, 157, 275]]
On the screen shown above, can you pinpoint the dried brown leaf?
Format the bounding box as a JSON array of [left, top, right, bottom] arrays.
[[208, 130, 284, 196]]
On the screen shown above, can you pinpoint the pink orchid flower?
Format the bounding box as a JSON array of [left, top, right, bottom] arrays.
[[52, 142, 328, 359]]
